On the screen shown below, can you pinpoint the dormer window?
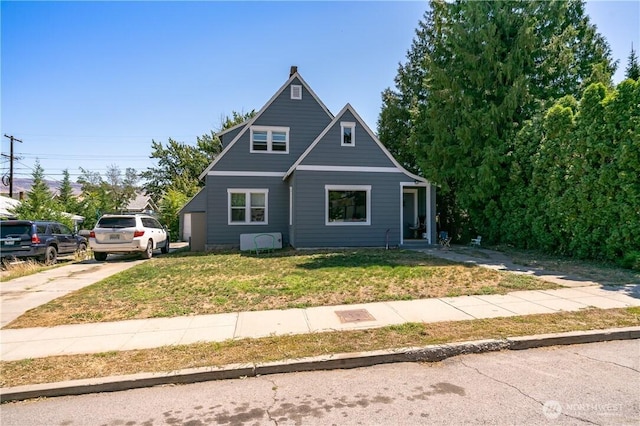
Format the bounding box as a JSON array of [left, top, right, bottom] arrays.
[[341, 122, 355, 146], [291, 85, 302, 100], [250, 126, 289, 153]]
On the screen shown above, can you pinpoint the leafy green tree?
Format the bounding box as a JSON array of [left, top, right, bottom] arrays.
[[141, 135, 219, 201], [158, 188, 188, 242], [105, 164, 138, 212], [76, 165, 139, 229], [219, 110, 256, 131], [76, 169, 108, 230], [625, 44, 640, 80], [141, 111, 256, 217], [141, 110, 255, 201]]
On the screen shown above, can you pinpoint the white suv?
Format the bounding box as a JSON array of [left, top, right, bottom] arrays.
[[89, 214, 170, 261]]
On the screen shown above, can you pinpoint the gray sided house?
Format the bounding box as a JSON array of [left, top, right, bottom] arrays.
[[180, 68, 436, 251]]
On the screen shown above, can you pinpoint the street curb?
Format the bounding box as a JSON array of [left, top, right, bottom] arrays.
[[2, 326, 639, 403]]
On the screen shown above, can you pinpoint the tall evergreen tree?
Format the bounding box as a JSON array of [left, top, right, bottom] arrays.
[[378, 0, 615, 241], [12, 160, 64, 222], [57, 169, 78, 213], [625, 44, 640, 80]]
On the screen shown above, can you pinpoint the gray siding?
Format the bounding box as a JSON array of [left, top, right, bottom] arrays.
[[205, 175, 290, 247], [219, 125, 245, 147], [213, 77, 332, 173], [300, 110, 395, 168], [291, 170, 410, 248], [179, 188, 206, 214]]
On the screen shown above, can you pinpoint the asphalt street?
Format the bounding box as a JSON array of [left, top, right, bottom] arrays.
[[2, 339, 638, 425]]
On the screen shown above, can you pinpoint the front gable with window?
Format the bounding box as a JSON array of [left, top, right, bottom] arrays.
[[201, 74, 333, 175]]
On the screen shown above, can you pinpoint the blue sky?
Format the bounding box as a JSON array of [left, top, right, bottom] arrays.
[[2, 1, 639, 186]]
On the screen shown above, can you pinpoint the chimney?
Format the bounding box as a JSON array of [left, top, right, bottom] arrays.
[[289, 65, 298, 77]]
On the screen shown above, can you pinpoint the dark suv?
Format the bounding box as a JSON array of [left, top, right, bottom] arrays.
[[0, 220, 87, 265]]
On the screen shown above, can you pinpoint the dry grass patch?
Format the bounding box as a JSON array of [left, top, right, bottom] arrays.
[[1, 250, 91, 281], [499, 246, 640, 285], [0, 259, 53, 281], [5, 249, 557, 328], [2, 307, 638, 388]]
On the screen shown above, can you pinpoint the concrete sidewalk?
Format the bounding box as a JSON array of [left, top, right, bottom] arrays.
[[2, 284, 639, 361], [2, 245, 639, 363]]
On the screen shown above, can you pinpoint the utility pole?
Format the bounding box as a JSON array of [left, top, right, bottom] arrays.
[[3, 134, 23, 198]]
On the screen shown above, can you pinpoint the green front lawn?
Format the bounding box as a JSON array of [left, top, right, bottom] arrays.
[[6, 249, 557, 328]]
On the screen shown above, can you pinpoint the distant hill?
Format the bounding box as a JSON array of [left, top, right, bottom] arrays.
[[0, 178, 82, 198]]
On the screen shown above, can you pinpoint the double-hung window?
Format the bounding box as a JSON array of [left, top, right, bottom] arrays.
[[325, 185, 371, 225], [250, 126, 289, 153], [228, 189, 268, 224]]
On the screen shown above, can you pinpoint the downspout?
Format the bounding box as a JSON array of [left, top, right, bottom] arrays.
[[426, 184, 432, 244]]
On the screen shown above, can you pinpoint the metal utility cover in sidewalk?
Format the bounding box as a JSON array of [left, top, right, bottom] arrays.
[[335, 309, 376, 323]]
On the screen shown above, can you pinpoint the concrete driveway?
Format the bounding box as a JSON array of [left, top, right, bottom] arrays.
[[0, 243, 189, 328], [0, 258, 146, 328]]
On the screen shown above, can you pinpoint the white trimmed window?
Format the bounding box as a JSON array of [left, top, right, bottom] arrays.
[[228, 189, 268, 225], [291, 85, 302, 100], [325, 185, 371, 226], [250, 126, 289, 153], [341, 122, 355, 146]]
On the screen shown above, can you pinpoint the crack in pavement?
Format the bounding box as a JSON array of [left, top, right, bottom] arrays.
[[571, 351, 640, 374], [263, 377, 279, 426], [459, 359, 599, 425]]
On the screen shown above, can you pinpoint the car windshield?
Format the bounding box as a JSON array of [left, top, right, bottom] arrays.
[[97, 217, 136, 228], [1, 224, 32, 238]]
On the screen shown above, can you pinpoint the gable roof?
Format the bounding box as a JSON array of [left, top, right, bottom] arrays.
[[198, 72, 334, 180], [0, 195, 20, 218], [126, 192, 158, 212], [283, 103, 427, 183], [178, 187, 206, 215], [215, 119, 249, 138]]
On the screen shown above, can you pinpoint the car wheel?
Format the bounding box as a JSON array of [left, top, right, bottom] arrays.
[[94, 252, 108, 261], [141, 240, 153, 259], [42, 246, 58, 265], [161, 238, 169, 254]]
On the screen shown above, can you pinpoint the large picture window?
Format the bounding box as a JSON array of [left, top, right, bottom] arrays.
[[325, 185, 371, 225], [250, 126, 289, 153], [228, 189, 268, 224]]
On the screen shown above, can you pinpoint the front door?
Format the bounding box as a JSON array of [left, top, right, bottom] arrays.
[[403, 190, 417, 239]]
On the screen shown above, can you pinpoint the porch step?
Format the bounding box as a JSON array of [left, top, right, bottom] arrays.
[[401, 240, 435, 249]]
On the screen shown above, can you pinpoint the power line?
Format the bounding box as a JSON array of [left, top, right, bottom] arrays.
[[3, 134, 23, 197], [16, 153, 151, 160]]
